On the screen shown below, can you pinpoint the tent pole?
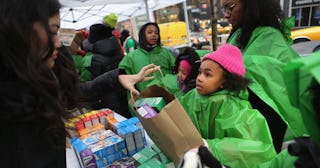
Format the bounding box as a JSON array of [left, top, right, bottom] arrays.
[[210, 0, 218, 50], [144, 0, 151, 22], [183, 0, 191, 47]]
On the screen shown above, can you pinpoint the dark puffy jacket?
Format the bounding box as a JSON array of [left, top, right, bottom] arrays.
[[87, 36, 123, 79], [80, 69, 131, 118], [82, 36, 129, 117]]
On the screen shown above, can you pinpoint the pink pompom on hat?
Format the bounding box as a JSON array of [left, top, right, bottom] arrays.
[[202, 44, 245, 77]]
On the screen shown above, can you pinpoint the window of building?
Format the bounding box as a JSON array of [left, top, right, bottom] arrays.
[[292, 8, 301, 26], [291, 4, 320, 28], [301, 7, 311, 26], [311, 5, 320, 26]]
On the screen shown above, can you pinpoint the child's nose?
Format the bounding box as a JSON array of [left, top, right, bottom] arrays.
[[224, 13, 231, 19], [196, 75, 202, 82]]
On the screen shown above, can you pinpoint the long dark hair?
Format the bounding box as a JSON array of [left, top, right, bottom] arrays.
[[174, 47, 200, 92], [53, 46, 81, 110], [138, 22, 161, 50], [229, 0, 285, 49], [0, 0, 67, 146]]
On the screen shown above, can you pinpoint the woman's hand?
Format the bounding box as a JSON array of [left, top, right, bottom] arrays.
[[118, 64, 160, 96]]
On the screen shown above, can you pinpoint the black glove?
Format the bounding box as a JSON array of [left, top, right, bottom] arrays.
[[288, 136, 320, 168], [198, 146, 223, 168]]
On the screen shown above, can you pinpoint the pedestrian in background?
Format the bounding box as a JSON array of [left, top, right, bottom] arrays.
[[86, 23, 123, 79], [103, 13, 124, 54], [120, 29, 138, 55]]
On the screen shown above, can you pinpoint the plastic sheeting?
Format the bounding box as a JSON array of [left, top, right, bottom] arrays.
[[59, 0, 185, 29], [282, 51, 320, 141], [180, 89, 277, 168], [227, 27, 309, 137]]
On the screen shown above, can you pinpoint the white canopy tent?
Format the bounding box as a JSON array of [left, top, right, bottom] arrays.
[[59, 0, 185, 29]]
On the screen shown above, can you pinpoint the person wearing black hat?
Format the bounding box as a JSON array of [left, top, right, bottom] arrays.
[[86, 23, 123, 78], [81, 23, 130, 117]]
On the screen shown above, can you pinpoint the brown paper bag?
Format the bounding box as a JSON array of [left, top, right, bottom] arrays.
[[130, 85, 203, 164]]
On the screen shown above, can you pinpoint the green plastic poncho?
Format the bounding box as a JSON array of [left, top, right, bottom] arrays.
[[180, 89, 277, 168], [195, 49, 210, 58], [147, 73, 185, 99], [124, 37, 136, 54], [72, 52, 93, 82], [118, 46, 175, 92], [227, 26, 308, 138], [256, 149, 297, 168], [282, 51, 320, 142]]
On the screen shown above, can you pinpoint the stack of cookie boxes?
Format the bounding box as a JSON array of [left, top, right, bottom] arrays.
[[70, 109, 147, 168], [72, 129, 126, 167]]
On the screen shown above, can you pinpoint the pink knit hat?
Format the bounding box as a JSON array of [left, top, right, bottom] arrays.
[[179, 60, 191, 79], [202, 44, 245, 77]]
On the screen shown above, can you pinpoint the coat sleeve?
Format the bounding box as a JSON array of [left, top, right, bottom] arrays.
[[79, 68, 120, 99], [118, 52, 135, 74]]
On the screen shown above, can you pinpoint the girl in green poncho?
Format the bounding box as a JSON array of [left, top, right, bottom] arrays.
[[180, 44, 277, 168], [175, 47, 201, 94], [221, 0, 309, 152], [118, 22, 175, 92], [164, 47, 201, 99]]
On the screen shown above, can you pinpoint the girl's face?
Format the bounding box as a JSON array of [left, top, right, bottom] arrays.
[[47, 14, 61, 68], [221, 0, 243, 28], [145, 25, 159, 46], [178, 64, 187, 81], [33, 13, 61, 68], [196, 60, 225, 95]]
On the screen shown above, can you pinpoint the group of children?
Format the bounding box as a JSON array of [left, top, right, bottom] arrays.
[[113, 21, 320, 167], [1, 0, 317, 166], [70, 17, 320, 167]]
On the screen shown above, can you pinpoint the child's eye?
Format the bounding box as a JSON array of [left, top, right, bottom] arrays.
[[205, 72, 211, 77]]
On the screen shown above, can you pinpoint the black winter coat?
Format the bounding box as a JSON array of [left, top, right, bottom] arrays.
[[0, 77, 66, 168], [80, 69, 131, 118], [87, 36, 123, 79]]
